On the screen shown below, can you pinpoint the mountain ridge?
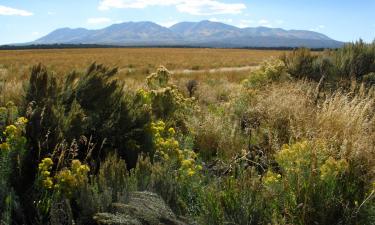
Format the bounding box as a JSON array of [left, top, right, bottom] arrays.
[[31, 20, 344, 48]]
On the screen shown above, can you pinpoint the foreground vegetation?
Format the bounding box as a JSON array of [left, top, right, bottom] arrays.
[[1, 41, 375, 224]]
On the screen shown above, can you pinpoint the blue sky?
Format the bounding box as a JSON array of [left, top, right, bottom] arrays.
[[0, 0, 374, 45]]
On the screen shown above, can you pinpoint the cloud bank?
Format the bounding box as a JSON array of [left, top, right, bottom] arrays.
[[0, 5, 33, 16], [98, 0, 246, 15]]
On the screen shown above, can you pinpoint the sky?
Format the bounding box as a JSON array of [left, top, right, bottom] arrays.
[[0, 0, 374, 45]]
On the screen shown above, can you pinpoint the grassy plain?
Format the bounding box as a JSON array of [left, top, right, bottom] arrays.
[[0, 48, 286, 105], [0, 47, 285, 77]]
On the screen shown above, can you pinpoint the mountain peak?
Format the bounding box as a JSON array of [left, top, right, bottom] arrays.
[[32, 20, 343, 48]]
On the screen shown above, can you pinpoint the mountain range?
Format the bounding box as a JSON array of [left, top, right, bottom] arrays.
[[31, 20, 344, 48]]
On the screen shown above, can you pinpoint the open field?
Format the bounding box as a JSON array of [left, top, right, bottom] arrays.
[[0, 48, 286, 79], [0, 48, 286, 105]]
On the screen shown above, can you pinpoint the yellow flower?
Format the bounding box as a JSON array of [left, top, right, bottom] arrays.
[[4, 125, 17, 136], [16, 117, 28, 125], [42, 171, 50, 177], [187, 168, 195, 176], [163, 153, 170, 161], [78, 165, 90, 173], [43, 177, 54, 189], [263, 171, 281, 186], [38, 157, 53, 171], [181, 159, 193, 167], [0, 142, 10, 151], [71, 159, 82, 173], [168, 127, 175, 135], [320, 157, 348, 180]]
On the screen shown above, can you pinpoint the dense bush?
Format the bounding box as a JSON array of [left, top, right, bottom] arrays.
[[281, 41, 375, 86], [334, 40, 375, 80], [24, 63, 152, 168]]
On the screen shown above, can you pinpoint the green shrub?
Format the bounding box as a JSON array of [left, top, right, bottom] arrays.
[[281, 48, 320, 80], [242, 59, 289, 88], [24, 63, 152, 169], [139, 66, 195, 125], [74, 153, 135, 225], [334, 40, 375, 80], [363, 72, 375, 85]]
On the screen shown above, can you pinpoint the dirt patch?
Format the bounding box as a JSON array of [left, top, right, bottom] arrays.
[[171, 65, 259, 74]]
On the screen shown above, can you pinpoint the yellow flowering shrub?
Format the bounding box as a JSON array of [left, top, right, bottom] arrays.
[[263, 171, 282, 186], [275, 141, 318, 174], [150, 120, 201, 178], [262, 140, 359, 224], [38, 158, 90, 196], [242, 59, 289, 88], [136, 66, 196, 120], [320, 157, 348, 181], [38, 158, 54, 189], [274, 141, 348, 182], [0, 142, 10, 151], [1, 116, 28, 152]]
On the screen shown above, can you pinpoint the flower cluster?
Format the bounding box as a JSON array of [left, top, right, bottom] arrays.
[[139, 67, 196, 119], [38, 158, 90, 196], [320, 157, 348, 181], [1, 117, 28, 152], [38, 158, 54, 189], [150, 120, 201, 178], [263, 171, 282, 186], [275, 141, 323, 175]]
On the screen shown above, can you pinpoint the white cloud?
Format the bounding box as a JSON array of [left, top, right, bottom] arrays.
[[98, 0, 246, 15], [0, 5, 33, 16], [31, 31, 40, 36], [276, 20, 284, 25], [47, 11, 56, 15], [87, 17, 112, 24]]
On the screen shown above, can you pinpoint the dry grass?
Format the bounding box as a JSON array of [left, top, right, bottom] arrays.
[[0, 48, 286, 78], [0, 47, 284, 104]]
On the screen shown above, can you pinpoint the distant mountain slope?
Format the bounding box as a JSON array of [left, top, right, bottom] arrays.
[[34, 28, 93, 44], [31, 20, 344, 48]]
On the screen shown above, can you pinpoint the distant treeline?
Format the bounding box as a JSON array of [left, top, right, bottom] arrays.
[[0, 43, 328, 51]]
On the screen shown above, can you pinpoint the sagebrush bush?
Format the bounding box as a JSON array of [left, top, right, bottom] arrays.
[[24, 63, 152, 169], [0, 116, 28, 224], [242, 58, 290, 88], [334, 40, 375, 80], [263, 140, 374, 224]]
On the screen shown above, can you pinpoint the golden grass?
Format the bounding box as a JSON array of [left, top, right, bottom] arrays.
[[0, 48, 286, 78], [0, 48, 285, 103]]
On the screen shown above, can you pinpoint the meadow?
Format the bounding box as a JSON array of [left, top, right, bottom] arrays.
[[1, 42, 375, 225], [0, 47, 284, 76], [0, 48, 285, 106]]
